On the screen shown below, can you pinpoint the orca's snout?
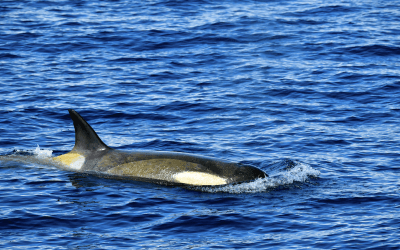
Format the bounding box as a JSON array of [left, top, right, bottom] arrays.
[[232, 165, 267, 183]]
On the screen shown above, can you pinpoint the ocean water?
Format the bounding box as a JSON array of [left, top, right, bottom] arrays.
[[1, 0, 400, 249]]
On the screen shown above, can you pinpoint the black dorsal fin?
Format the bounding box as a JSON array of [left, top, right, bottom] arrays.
[[68, 109, 110, 152]]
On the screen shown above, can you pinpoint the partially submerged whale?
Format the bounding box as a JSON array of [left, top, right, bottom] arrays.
[[54, 110, 267, 186]]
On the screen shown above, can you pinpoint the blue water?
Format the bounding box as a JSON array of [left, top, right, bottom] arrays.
[[1, 0, 400, 248]]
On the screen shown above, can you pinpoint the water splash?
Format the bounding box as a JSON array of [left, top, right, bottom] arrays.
[[0, 145, 55, 169], [8, 145, 52, 158], [33, 145, 53, 158], [197, 161, 320, 193]]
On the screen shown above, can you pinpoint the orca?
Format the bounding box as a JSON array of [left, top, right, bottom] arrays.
[[53, 109, 267, 186]]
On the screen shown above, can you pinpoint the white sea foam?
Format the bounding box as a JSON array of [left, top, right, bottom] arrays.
[[198, 161, 321, 193], [33, 145, 53, 158]]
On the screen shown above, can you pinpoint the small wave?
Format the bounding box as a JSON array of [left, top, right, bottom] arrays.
[[10, 145, 53, 159], [61, 21, 82, 26], [197, 161, 320, 193], [334, 45, 400, 57], [0, 53, 22, 59], [6, 145, 53, 159], [0, 146, 55, 169]]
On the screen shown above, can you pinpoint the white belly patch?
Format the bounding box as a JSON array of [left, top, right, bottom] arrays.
[[174, 171, 227, 186]]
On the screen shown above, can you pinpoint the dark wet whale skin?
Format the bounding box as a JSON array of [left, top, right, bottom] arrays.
[[56, 110, 267, 186]]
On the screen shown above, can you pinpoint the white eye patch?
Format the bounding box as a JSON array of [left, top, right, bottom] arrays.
[[174, 171, 227, 186]]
